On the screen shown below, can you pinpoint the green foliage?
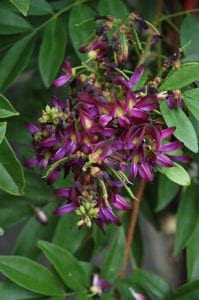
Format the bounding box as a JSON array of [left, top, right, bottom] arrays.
[[0, 256, 65, 296], [0, 1, 199, 300], [174, 183, 199, 255], [160, 101, 198, 153], [39, 18, 66, 88]]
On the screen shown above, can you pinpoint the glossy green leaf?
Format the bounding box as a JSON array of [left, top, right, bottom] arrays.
[[0, 194, 31, 228], [98, 0, 129, 20], [131, 269, 171, 298], [69, 4, 96, 61], [0, 34, 35, 92], [0, 281, 40, 300], [0, 9, 32, 34], [166, 280, 199, 300], [29, 0, 53, 15], [39, 18, 66, 88], [159, 64, 199, 91], [0, 122, 6, 144], [9, 0, 29, 16], [187, 222, 199, 281], [0, 94, 18, 118], [38, 241, 88, 290], [174, 183, 199, 255], [0, 256, 64, 296], [183, 88, 199, 121], [93, 223, 117, 255], [159, 163, 190, 186], [160, 101, 198, 153], [180, 15, 199, 62], [53, 213, 88, 253], [75, 293, 90, 300], [0, 138, 25, 195], [13, 203, 58, 259], [101, 227, 125, 282], [156, 174, 180, 211]]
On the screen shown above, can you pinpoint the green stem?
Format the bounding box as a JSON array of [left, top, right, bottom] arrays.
[[159, 8, 199, 22], [32, 0, 89, 34], [115, 68, 129, 80]]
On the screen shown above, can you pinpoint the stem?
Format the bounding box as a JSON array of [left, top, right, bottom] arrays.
[[119, 179, 146, 279], [159, 8, 199, 22], [33, 0, 89, 34]]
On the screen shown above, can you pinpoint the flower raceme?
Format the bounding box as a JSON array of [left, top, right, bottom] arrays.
[[26, 13, 190, 230]]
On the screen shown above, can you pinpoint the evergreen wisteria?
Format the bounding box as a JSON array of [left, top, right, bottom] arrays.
[[26, 13, 190, 231]]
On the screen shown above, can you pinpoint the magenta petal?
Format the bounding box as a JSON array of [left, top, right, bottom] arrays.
[[138, 163, 153, 182], [55, 203, 76, 215], [156, 154, 174, 167], [129, 108, 148, 119], [42, 136, 58, 147], [26, 123, 39, 134], [47, 168, 60, 184], [99, 207, 120, 225], [161, 127, 175, 139], [130, 162, 138, 179], [160, 141, 183, 152], [54, 188, 70, 197], [99, 114, 112, 126], [129, 64, 144, 88], [53, 146, 68, 161], [112, 194, 130, 210], [172, 154, 192, 163], [25, 157, 38, 168], [53, 75, 69, 88]]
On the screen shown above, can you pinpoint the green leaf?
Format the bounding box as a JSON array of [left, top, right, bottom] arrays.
[[38, 241, 88, 290], [159, 64, 199, 91], [0, 33, 35, 92], [53, 213, 88, 253], [0, 122, 6, 144], [0, 227, 4, 236], [101, 227, 125, 282], [0, 281, 41, 300], [187, 222, 199, 281], [156, 174, 180, 211], [39, 18, 66, 88], [9, 0, 29, 16], [183, 88, 199, 121], [174, 183, 199, 255], [0, 137, 25, 195], [93, 223, 117, 255], [159, 163, 190, 186], [166, 280, 199, 300], [160, 100, 198, 153], [180, 15, 199, 62], [29, 0, 53, 15], [0, 193, 31, 228], [131, 269, 171, 298], [69, 4, 96, 61], [98, 0, 129, 20], [0, 9, 32, 34], [13, 203, 58, 259], [0, 256, 64, 296], [0, 94, 19, 118]]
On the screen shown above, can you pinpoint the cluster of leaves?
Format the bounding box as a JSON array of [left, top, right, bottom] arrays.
[[0, 0, 199, 299]]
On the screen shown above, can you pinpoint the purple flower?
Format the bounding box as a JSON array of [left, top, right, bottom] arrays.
[[52, 59, 73, 88], [167, 90, 183, 109], [90, 273, 111, 296]]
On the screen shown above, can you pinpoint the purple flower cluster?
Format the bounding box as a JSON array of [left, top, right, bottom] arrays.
[[27, 13, 189, 230]]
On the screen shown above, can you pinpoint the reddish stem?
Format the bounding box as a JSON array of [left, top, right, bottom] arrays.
[[119, 179, 146, 279]]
